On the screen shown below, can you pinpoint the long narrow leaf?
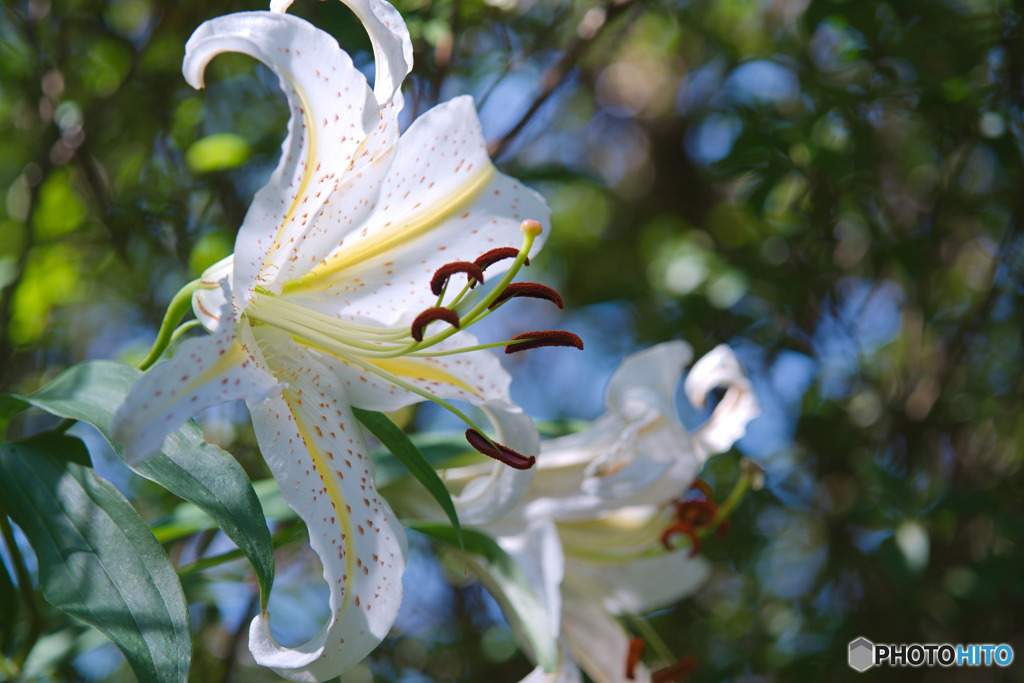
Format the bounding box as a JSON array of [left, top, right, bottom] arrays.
[[0, 435, 191, 683], [1, 361, 275, 608], [353, 407, 464, 552], [0, 544, 17, 644], [407, 520, 558, 672]]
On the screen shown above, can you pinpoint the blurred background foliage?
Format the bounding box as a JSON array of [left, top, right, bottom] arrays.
[[2, 0, 1024, 680]]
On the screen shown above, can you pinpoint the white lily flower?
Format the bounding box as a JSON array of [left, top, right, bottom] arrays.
[[111, 1, 579, 680], [431, 342, 759, 683]]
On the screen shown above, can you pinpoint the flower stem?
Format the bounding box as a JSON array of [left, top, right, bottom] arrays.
[[705, 458, 763, 533], [170, 319, 202, 344], [625, 612, 676, 666], [138, 279, 201, 371]]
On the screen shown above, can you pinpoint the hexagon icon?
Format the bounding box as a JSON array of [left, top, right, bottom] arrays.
[[849, 637, 875, 672]]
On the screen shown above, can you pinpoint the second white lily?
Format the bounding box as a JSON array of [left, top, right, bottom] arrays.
[[426, 342, 760, 682]]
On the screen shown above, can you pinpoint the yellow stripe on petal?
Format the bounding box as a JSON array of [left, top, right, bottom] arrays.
[[285, 390, 357, 614], [176, 340, 249, 397], [266, 82, 319, 269], [368, 356, 480, 397], [284, 162, 496, 293]]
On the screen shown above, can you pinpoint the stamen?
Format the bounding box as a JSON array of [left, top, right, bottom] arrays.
[[465, 429, 536, 470], [690, 478, 713, 501], [651, 656, 697, 683], [662, 497, 720, 557], [660, 522, 702, 557], [488, 282, 564, 310], [474, 247, 528, 271], [504, 331, 584, 354], [626, 637, 646, 680], [410, 307, 460, 342], [430, 261, 485, 296], [672, 500, 718, 527]]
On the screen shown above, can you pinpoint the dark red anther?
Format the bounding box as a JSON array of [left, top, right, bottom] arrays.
[[626, 637, 646, 680], [504, 331, 584, 354], [690, 478, 713, 501], [474, 247, 529, 271], [672, 500, 718, 528], [465, 429, 536, 470], [488, 282, 564, 310], [411, 307, 461, 342], [663, 495, 721, 557], [661, 522, 702, 557], [651, 656, 696, 683], [430, 261, 485, 295]]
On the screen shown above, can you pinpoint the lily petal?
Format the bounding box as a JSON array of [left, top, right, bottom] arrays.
[[193, 257, 233, 332], [247, 331, 406, 681], [298, 328, 536, 524], [270, 0, 412, 108], [605, 340, 692, 418], [281, 96, 550, 325], [579, 414, 676, 499], [520, 649, 583, 683], [564, 550, 711, 616], [463, 517, 563, 676], [575, 341, 698, 504], [183, 11, 382, 308], [513, 414, 696, 524], [560, 594, 651, 683], [318, 329, 512, 411], [685, 345, 759, 458], [497, 518, 564, 656], [111, 321, 278, 463], [275, 110, 399, 288]]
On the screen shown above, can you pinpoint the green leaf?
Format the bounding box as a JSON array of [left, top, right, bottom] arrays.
[[353, 407, 464, 553], [1, 361, 275, 609], [371, 431, 478, 489], [0, 394, 34, 436], [0, 546, 17, 645], [407, 521, 558, 672], [152, 478, 298, 544], [0, 435, 191, 683]]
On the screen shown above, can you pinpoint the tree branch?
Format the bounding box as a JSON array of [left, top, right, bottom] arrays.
[[488, 0, 637, 159]]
